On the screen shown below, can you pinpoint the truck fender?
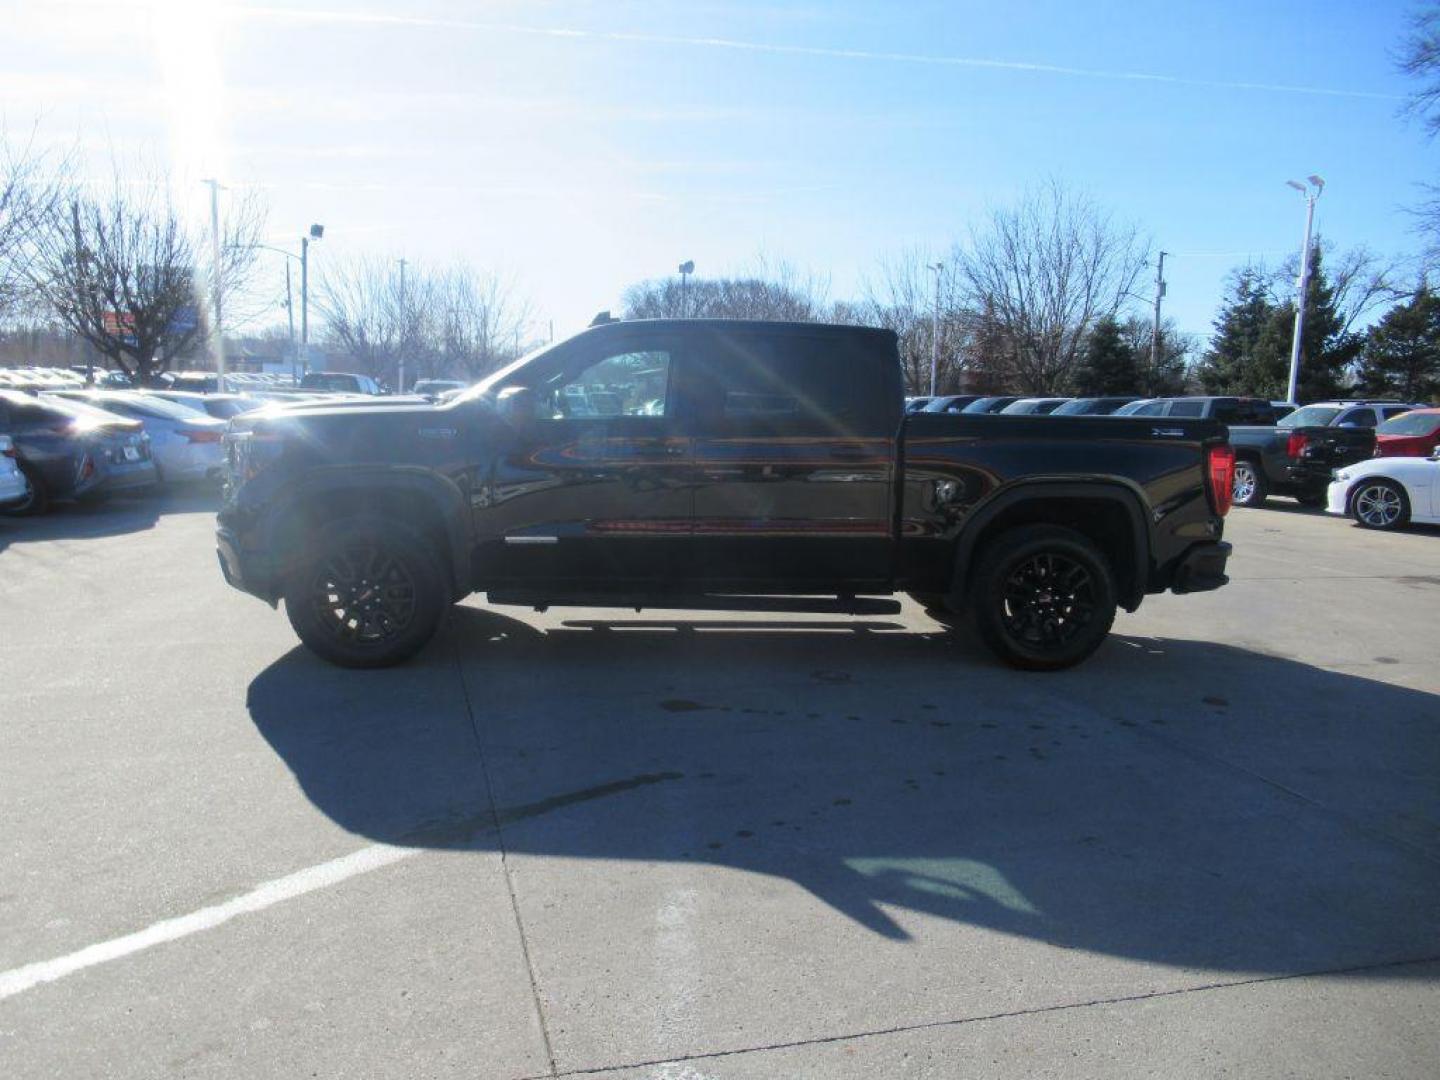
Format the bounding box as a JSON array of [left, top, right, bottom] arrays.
[[949, 479, 1151, 611]]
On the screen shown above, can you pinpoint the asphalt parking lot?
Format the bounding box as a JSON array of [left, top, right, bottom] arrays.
[[2, 494, 1438, 1078]]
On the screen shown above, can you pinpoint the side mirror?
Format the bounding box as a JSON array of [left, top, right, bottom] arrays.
[[496, 386, 537, 425]]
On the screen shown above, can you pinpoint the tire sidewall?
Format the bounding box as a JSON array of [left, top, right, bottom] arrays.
[[970, 526, 1118, 671], [283, 518, 447, 668], [1350, 480, 1409, 531]]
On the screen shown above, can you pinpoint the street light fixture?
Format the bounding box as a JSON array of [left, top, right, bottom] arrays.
[[678, 260, 694, 316], [1283, 177, 1323, 405]]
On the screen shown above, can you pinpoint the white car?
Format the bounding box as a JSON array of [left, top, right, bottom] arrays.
[[1326, 450, 1440, 530], [0, 434, 29, 508]]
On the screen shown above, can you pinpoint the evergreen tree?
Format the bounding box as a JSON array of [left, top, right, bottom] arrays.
[[1358, 287, 1440, 401], [1199, 268, 1273, 393], [1071, 316, 1137, 395]]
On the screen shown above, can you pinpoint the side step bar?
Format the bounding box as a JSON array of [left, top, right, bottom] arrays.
[[484, 592, 903, 616]]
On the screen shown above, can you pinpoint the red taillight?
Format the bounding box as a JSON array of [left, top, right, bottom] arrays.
[[1285, 432, 1309, 459], [182, 428, 222, 443], [1207, 443, 1235, 516]]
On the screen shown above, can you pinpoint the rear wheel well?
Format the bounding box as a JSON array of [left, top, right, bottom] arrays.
[[272, 486, 457, 594], [958, 496, 1141, 610]]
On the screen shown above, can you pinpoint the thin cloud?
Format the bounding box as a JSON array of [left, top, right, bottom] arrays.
[[232, 5, 1402, 102]]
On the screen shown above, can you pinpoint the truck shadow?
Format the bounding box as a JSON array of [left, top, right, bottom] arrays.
[[246, 605, 1440, 977]]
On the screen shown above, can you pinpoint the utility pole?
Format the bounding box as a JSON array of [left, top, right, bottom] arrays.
[[1150, 251, 1167, 380], [927, 262, 943, 396], [300, 235, 310, 376], [202, 178, 225, 381], [396, 256, 407, 393], [1285, 176, 1324, 406], [283, 260, 296, 383]]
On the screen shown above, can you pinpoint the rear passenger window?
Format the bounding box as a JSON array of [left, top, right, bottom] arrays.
[[1132, 401, 1167, 416], [689, 333, 888, 435], [1167, 401, 1205, 417]]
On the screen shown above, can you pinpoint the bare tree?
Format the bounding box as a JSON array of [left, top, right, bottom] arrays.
[[953, 180, 1150, 394], [856, 248, 973, 394], [317, 257, 530, 385], [1397, 6, 1440, 249], [622, 257, 829, 322], [27, 165, 264, 383], [0, 126, 60, 321]]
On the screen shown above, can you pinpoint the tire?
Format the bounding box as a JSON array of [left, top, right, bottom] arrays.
[[969, 525, 1118, 672], [1350, 480, 1410, 531], [1230, 458, 1268, 507], [283, 518, 448, 668], [1, 462, 49, 517]]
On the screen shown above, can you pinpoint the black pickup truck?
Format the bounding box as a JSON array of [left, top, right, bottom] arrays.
[[1227, 401, 1422, 508], [217, 319, 1234, 671]]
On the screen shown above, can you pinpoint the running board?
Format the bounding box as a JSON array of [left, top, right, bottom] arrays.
[[484, 592, 903, 616]]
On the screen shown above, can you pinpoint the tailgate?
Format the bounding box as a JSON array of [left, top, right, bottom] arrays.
[[1296, 426, 1375, 468]]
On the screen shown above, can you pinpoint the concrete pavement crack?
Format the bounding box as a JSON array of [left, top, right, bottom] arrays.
[[452, 626, 560, 1079], [522, 953, 1440, 1079]]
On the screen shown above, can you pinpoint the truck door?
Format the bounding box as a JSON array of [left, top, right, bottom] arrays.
[[683, 328, 899, 588], [475, 333, 693, 588]]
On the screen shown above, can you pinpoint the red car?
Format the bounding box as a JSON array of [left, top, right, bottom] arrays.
[[1374, 407, 1440, 457]]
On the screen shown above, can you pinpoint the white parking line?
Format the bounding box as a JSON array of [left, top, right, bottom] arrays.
[[0, 842, 419, 1001]]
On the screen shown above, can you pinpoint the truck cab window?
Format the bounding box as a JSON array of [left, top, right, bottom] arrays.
[[540, 350, 671, 419]]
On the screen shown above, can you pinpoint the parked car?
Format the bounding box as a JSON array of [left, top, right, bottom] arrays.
[[218, 318, 1234, 672], [0, 434, 29, 508], [48, 390, 227, 484], [1000, 397, 1070, 415], [904, 396, 933, 413], [921, 395, 985, 413], [410, 379, 468, 401], [1228, 400, 1426, 508], [1373, 408, 1440, 458], [0, 390, 156, 514], [959, 395, 1023, 414], [300, 371, 385, 395], [1327, 448, 1440, 530], [1052, 396, 1139, 416], [148, 391, 262, 421], [1115, 396, 1279, 423]]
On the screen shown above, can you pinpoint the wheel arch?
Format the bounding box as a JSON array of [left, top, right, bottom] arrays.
[[260, 467, 471, 599], [950, 481, 1150, 612], [1346, 474, 1411, 519]]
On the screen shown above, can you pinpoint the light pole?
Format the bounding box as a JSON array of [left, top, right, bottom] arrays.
[[300, 223, 324, 376], [202, 178, 226, 380], [396, 256, 407, 393], [678, 260, 694, 316], [1150, 251, 1167, 378], [1284, 176, 1323, 406], [927, 262, 943, 396], [252, 243, 302, 381]]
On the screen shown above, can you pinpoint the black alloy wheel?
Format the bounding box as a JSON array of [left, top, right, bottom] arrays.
[[970, 525, 1118, 671], [284, 519, 447, 668]]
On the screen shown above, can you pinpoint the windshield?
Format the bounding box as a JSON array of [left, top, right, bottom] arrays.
[[1278, 405, 1342, 428], [449, 344, 560, 405], [1378, 410, 1437, 435]]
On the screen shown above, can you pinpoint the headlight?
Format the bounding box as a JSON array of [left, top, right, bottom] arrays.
[[1333, 469, 1352, 482]]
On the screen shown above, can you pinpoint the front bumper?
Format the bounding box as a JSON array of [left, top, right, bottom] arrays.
[[217, 526, 278, 605], [1170, 541, 1231, 594], [1325, 478, 1351, 517]]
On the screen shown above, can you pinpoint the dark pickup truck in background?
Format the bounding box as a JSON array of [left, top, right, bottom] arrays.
[[1228, 400, 1425, 507], [217, 319, 1234, 671]]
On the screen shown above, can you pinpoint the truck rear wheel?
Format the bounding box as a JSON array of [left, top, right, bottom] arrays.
[[969, 525, 1117, 671], [283, 518, 447, 668], [1231, 458, 1267, 507]]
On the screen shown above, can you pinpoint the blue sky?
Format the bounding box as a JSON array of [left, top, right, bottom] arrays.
[[4, 0, 1434, 343]]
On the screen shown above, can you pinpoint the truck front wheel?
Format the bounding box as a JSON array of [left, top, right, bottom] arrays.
[[283, 518, 448, 668], [969, 525, 1117, 671]]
